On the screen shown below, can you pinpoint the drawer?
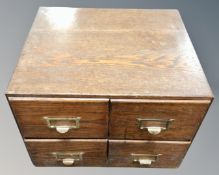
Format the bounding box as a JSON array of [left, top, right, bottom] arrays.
[[25, 139, 107, 166], [109, 99, 211, 141], [8, 97, 108, 138], [108, 140, 190, 168]]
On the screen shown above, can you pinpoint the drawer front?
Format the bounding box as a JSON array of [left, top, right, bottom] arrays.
[[110, 99, 210, 141], [25, 139, 107, 166], [108, 140, 190, 168], [9, 97, 108, 138]]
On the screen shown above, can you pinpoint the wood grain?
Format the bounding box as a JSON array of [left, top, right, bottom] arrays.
[[9, 97, 109, 138], [25, 139, 107, 166], [109, 99, 211, 141], [5, 7, 214, 168], [6, 7, 213, 99], [108, 140, 190, 168]]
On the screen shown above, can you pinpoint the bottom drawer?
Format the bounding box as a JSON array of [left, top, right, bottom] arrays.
[[109, 140, 190, 168], [25, 139, 107, 166]]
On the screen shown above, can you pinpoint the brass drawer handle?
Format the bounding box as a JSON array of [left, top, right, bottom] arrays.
[[52, 152, 84, 166], [136, 118, 174, 135], [62, 158, 75, 166], [131, 153, 162, 165], [44, 117, 81, 134]]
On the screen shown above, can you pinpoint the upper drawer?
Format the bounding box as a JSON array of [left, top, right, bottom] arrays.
[[109, 99, 211, 141], [8, 97, 109, 139]]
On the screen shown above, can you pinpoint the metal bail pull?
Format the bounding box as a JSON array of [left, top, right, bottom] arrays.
[[56, 127, 70, 134], [139, 159, 152, 165], [44, 117, 81, 134], [62, 158, 74, 166], [136, 118, 174, 135], [132, 153, 162, 166], [147, 127, 162, 135]]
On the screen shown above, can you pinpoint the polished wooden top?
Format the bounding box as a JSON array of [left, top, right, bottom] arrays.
[[7, 7, 213, 99]]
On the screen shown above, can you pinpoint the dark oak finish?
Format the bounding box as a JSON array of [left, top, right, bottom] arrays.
[[9, 97, 109, 138], [109, 99, 211, 140], [108, 140, 190, 168], [6, 7, 214, 168], [25, 139, 107, 166], [6, 7, 213, 99]]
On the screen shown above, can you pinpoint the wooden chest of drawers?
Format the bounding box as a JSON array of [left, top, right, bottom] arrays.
[[6, 7, 213, 168]]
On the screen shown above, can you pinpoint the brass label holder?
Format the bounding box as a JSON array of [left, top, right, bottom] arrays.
[[43, 117, 81, 134]]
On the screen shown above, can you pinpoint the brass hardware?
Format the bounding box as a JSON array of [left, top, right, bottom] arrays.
[[43, 117, 81, 134], [136, 118, 174, 135], [62, 158, 75, 166], [131, 153, 162, 165], [52, 152, 84, 166]]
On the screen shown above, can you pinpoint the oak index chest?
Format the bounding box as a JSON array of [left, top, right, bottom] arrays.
[[6, 7, 213, 168]]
